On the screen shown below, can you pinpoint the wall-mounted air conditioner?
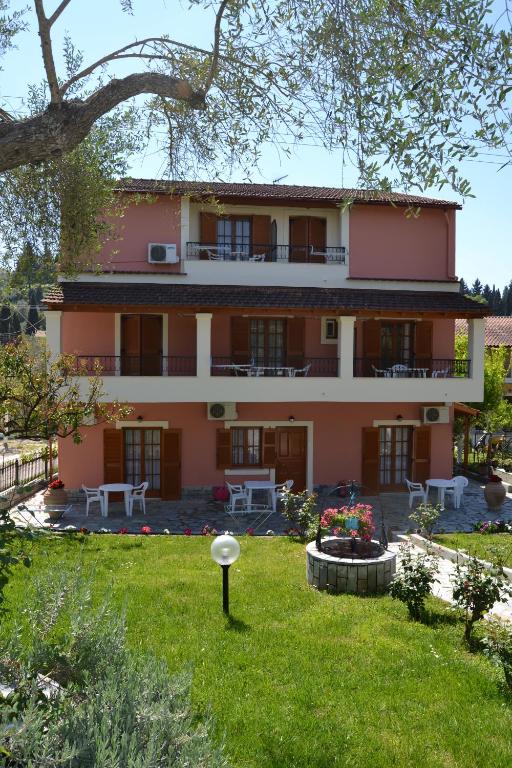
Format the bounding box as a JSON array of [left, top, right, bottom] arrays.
[[207, 402, 238, 421], [422, 406, 450, 424], [148, 243, 178, 264]]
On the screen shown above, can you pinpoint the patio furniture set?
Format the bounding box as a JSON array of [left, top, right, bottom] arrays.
[[406, 476, 469, 511], [212, 362, 311, 377], [372, 363, 449, 378], [82, 482, 148, 517], [225, 479, 293, 529]]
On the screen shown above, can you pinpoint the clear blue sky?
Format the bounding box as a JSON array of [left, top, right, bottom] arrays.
[[2, 0, 510, 289]]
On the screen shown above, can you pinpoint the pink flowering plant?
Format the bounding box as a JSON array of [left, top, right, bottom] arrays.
[[320, 503, 375, 541]]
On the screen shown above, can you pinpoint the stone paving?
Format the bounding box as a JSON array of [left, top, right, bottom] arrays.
[[9, 477, 512, 536]]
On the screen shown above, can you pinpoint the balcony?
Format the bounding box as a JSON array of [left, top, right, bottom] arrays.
[[211, 357, 338, 377], [353, 358, 471, 378], [186, 243, 347, 264], [74, 355, 197, 376]]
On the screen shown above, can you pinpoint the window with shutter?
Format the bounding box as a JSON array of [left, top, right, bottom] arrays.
[[216, 429, 231, 470], [361, 427, 379, 493]]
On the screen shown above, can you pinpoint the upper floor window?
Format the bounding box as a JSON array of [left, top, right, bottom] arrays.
[[231, 427, 262, 466], [380, 322, 412, 364], [216, 217, 251, 258], [321, 317, 338, 344]]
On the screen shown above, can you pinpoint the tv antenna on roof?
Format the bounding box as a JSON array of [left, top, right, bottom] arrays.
[[272, 174, 288, 184]]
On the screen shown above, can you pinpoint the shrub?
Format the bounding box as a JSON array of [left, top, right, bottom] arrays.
[[473, 519, 512, 534], [452, 556, 512, 644], [320, 503, 375, 541], [281, 490, 318, 540], [409, 503, 441, 540], [389, 543, 438, 620], [482, 618, 512, 692], [0, 566, 228, 767]]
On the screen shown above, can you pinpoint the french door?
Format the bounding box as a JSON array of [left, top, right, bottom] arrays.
[[124, 428, 161, 496], [379, 426, 412, 489], [250, 318, 286, 368], [121, 314, 163, 375]]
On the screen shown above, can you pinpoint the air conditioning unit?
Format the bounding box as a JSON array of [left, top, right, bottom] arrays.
[[207, 402, 238, 421], [422, 406, 450, 424], [148, 243, 178, 264]]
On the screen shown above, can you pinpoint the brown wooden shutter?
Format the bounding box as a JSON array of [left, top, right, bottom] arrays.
[[262, 428, 277, 467], [362, 319, 381, 376], [289, 216, 309, 263], [412, 426, 430, 484], [161, 429, 181, 500], [414, 321, 433, 368], [103, 429, 124, 484], [308, 217, 327, 263], [231, 317, 251, 364], [286, 317, 305, 368], [199, 212, 217, 260], [121, 314, 140, 375], [361, 427, 379, 493], [252, 215, 271, 253], [216, 429, 231, 469], [140, 315, 163, 375]]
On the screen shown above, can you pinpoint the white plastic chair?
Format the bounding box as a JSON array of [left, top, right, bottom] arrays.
[[390, 364, 409, 378], [405, 479, 427, 508], [226, 482, 249, 513], [274, 479, 294, 507], [249, 253, 266, 262], [444, 476, 468, 509], [82, 485, 103, 517], [291, 363, 311, 377], [432, 369, 449, 378], [128, 481, 149, 516], [372, 365, 390, 377]]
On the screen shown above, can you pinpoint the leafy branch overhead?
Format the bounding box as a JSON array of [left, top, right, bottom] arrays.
[[0, 0, 510, 193]]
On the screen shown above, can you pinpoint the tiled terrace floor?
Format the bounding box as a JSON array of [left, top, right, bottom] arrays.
[[10, 478, 512, 536]]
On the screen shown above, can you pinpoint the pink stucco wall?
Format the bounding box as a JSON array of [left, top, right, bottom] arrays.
[[62, 312, 115, 355], [349, 205, 456, 280], [99, 195, 182, 272], [59, 401, 452, 491]]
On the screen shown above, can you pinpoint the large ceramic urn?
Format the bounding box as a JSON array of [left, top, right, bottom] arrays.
[[483, 477, 507, 510]]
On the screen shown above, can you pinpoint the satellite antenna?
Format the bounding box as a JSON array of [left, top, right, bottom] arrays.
[[272, 174, 288, 184]]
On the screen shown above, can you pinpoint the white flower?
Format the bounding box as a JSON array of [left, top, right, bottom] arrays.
[[64, 525, 77, 531], [98, 527, 111, 534], [163, 528, 170, 534], [266, 530, 274, 536]]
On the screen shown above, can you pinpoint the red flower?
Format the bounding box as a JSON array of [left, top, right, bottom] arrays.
[[118, 527, 128, 535], [246, 527, 255, 536], [79, 527, 89, 534], [184, 528, 192, 536], [48, 478, 65, 489], [140, 525, 152, 535]]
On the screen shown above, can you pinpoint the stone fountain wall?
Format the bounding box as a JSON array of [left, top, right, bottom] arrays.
[[306, 540, 396, 595]]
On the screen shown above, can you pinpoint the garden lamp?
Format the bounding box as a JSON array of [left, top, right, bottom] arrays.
[[211, 534, 240, 614]]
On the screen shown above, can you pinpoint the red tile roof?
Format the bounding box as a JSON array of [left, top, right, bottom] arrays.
[[116, 179, 461, 209], [44, 282, 487, 316], [456, 316, 512, 346]]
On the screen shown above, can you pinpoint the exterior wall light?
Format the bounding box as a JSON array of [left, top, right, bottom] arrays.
[[211, 534, 240, 614], [288, 416, 295, 422]]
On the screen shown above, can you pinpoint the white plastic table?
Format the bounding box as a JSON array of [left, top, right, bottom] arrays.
[[425, 478, 455, 511], [244, 480, 280, 513], [99, 483, 134, 517]]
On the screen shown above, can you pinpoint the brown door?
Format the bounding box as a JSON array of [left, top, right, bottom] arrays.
[[121, 314, 162, 375], [161, 429, 182, 500], [275, 427, 307, 491], [124, 428, 162, 497], [378, 426, 413, 490], [289, 216, 326, 263]]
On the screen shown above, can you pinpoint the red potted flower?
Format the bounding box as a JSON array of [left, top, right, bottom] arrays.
[[484, 473, 507, 510], [43, 478, 68, 516]]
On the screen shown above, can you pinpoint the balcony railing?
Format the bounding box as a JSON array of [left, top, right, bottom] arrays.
[[211, 357, 338, 377], [186, 242, 346, 264], [353, 358, 471, 378], [74, 355, 197, 376]]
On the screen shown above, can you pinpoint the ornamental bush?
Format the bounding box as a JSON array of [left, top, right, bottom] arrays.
[[389, 543, 438, 620], [0, 566, 228, 767], [482, 618, 512, 692], [452, 556, 512, 644], [281, 490, 318, 540], [409, 503, 441, 540]]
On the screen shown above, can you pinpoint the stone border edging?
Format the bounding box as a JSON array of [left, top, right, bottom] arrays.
[[395, 532, 512, 583]]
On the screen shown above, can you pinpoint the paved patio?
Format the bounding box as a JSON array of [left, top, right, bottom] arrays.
[[9, 478, 512, 536]]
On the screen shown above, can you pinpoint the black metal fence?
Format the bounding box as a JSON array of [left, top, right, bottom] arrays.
[[74, 355, 197, 376], [186, 242, 347, 264], [0, 451, 58, 494], [211, 357, 338, 376], [353, 358, 471, 378]]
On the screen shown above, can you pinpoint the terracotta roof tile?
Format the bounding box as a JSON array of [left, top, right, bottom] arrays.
[[44, 282, 487, 316], [456, 316, 512, 345], [116, 179, 461, 210]]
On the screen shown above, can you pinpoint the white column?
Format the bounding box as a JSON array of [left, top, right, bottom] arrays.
[[196, 313, 212, 378], [45, 310, 62, 362], [337, 316, 355, 379], [180, 196, 190, 269], [468, 317, 485, 389], [340, 206, 350, 266]]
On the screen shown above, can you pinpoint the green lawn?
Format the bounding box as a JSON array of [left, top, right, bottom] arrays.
[[5, 534, 512, 768], [435, 533, 512, 568]]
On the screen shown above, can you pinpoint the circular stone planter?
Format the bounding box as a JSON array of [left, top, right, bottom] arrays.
[[306, 537, 397, 595]]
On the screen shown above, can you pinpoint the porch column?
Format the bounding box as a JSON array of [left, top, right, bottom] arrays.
[[337, 316, 355, 379], [180, 196, 190, 272], [45, 310, 62, 363], [468, 317, 485, 387], [196, 313, 212, 378]]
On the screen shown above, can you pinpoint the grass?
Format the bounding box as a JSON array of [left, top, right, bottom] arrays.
[[5, 533, 512, 768], [435, 532, 512, 568]]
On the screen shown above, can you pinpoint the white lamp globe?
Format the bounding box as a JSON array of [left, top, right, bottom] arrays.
[[211, 534, 240, 566]]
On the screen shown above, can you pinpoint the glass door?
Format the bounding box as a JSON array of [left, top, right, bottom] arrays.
[[124, 429, 161, 495], [379, 426, 412, 489], [250, 319, 286, 369]]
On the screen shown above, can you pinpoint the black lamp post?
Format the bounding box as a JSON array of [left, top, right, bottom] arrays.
[[211, 534, 241, 614]]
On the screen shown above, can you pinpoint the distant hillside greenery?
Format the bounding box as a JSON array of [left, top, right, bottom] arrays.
[[460, 278, 512, 315]]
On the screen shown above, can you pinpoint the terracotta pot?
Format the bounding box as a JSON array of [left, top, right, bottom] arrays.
[[44, 488, 68, 517], [484, 481, 506, 510]]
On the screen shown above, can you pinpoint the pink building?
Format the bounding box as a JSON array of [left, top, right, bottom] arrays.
[[44, 181, 487, 499]]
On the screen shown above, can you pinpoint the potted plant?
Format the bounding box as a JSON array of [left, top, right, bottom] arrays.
[[483, 474, 507, 510], [43, 478, 68, 517], [320, 504, 376, 541]]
